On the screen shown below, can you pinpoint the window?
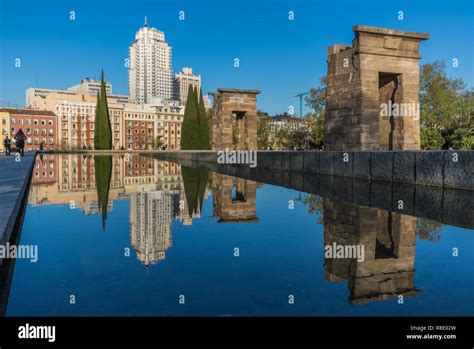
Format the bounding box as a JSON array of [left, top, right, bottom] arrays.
[[41, 120, 46, 126], [48, 120, 53, 126], [34, 120, 38, 125]]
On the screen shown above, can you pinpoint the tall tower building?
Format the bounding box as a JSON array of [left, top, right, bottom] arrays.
[[174, 67, 201, 105], [129, 18, 173, 104]]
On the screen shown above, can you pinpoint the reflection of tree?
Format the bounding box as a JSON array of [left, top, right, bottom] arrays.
[[302, 194, 324, 224], [182, 166, 209, 215], [94, 155, 112, 230], [416, 218, 443, 242]]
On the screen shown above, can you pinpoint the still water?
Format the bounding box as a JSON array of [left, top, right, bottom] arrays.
[[3, 154, 474, 316]]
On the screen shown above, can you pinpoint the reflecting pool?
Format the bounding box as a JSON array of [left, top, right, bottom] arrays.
[[2, 154, 473, 316]]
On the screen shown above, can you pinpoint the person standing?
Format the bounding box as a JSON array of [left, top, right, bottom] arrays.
[[14, 129, 26, 156], [3, 136, 11, 156]]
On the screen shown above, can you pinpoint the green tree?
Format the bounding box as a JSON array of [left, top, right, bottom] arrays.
[[304, 76, 327, 148], [283, 128, 312, 150], [180, 85, 199, 150], [94, 155, 112, 230], [94, 70, 112, 150], [420, 61, 473, 149], [305, 76, 327, 117], [257, 116, 271, 149], [420, 128, 445, 150], [153, 135, 163, 150], [303, 113, 325, 149], [447, 127, 474, 149], [197, 88, 211, 149]]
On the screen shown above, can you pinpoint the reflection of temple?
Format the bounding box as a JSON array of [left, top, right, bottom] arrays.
[[323, 198, 422, 304], [212, 173, 258, 223], [28, 154, 196, 266]]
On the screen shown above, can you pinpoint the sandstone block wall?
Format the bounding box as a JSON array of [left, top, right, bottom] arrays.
[[325, 26, 429, 151], [211, 89, 260, 151]]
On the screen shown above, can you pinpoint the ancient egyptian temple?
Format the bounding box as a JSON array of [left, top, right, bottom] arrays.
[[325, 25, 429, 151]]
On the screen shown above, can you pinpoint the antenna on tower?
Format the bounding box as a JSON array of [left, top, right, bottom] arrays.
[[144, 16, 148, 27]]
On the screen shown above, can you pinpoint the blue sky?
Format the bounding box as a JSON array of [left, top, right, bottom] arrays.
[[0, 0, 473, 115]]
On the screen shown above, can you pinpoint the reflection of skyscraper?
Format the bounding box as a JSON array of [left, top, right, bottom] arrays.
[[129, 190, 177, 266], [323, 198, 421, 304], [28, 154, 202, 265], [212, 173, 258, 223]]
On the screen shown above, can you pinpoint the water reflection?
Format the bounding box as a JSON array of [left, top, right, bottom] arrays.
[[21, 154, 461, 310], [94, 156, 112, 230], [212, 173, 258, 223], [322, 198, 422, 304]]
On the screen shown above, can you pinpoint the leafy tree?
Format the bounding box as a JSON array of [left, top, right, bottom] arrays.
[[420, 128, 445, 150], [94, 70, 112, 150], [283, 128, 312, 150], [447, 127, 474, 149], [180, 85, 199, 150], [257, 116, 271, 149], [302, 113, 325, 149], [420, 61, 473, 149], [305, 76, 327, 117], [153, 135, 163, 150]]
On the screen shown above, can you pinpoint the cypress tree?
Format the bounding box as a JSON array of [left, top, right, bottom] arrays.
[[94, 70, 112, 150], [197, 88, 211, 149], [180, 85, 199, 150], [94, 91, 102, 149]]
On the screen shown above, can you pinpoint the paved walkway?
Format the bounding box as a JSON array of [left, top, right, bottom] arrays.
[[0, 151, 36, 247]]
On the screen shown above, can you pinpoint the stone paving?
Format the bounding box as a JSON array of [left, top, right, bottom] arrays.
[[0, 151, 36, 248]]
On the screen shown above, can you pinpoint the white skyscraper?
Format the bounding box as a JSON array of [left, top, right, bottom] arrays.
[[129, 18, 173, 104]]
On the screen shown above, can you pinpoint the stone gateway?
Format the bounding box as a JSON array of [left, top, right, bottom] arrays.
[[324, 25, 429, 151], [209, 88, 261, 151]]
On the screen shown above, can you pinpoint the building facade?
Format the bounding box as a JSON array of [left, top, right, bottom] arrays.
[[67, 78, 113, 95], [129, 20, 174, 104], [26, 86, 128, 109], [0, 108, 58, 151], [0, 110, 11, 152], [174, 67, 201, 104]]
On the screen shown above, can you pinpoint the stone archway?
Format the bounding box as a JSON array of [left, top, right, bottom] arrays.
[[324, 26, 429, 150], [209, 88, 261, 151]]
